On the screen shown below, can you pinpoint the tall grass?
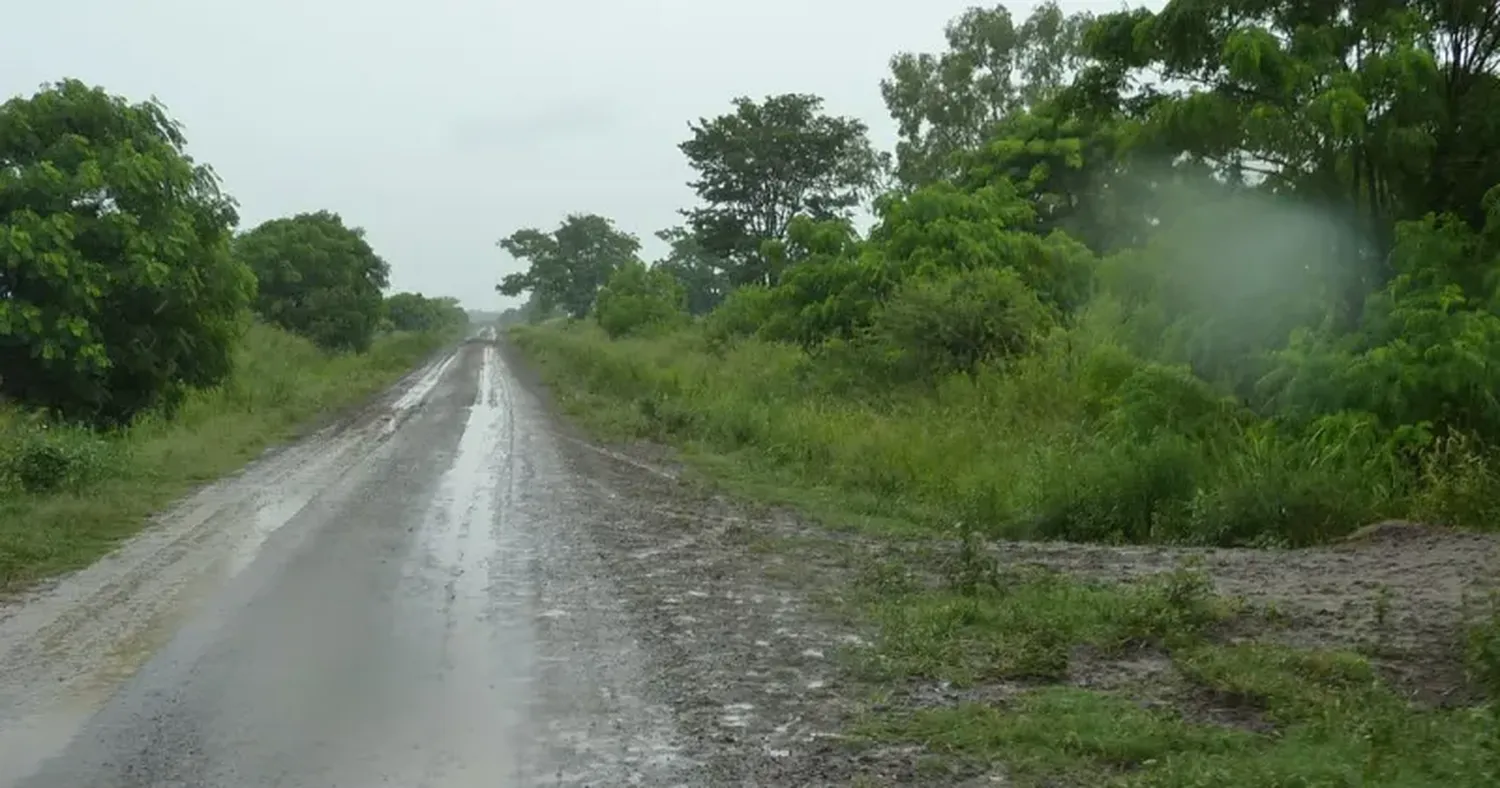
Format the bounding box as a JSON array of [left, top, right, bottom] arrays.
[[513, 321, 1493, 547], [0, 322, 456, 589]]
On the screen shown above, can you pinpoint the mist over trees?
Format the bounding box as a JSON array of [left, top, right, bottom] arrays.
[[498, 0, 1500, 544]]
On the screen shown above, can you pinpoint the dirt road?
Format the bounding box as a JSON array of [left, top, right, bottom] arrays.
[[0, 331, 862, 787]]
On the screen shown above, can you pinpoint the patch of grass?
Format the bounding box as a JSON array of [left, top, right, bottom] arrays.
[[1466, 592, 1500, 701], [851, 568, 1500, 785], [0, 322, 456, 590], [859, 645, 1500, 787], [857, 688, 1255, 782], [855, 564, 1235, 685]]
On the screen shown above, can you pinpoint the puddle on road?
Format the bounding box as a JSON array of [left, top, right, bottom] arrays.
[[398, 341, 530, 779]]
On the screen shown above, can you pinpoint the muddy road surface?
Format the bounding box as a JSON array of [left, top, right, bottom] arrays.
[[0, 331, 861, 787]]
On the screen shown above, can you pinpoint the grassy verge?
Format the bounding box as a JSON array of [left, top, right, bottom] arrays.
[[0, 322, 458, 590], [849, 558, 1500, 785], [510, 321, 1500, 548], [510, 320, 1500, 786]]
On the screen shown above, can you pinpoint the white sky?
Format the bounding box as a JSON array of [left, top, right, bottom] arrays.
[[3, 0, 1131, 310]]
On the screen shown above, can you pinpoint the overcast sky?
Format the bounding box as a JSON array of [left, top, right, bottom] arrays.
[[3, 0, 1123, 310]]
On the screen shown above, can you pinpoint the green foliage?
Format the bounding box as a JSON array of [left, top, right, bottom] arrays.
[[652, 226, 729, 315], [508, 0, 1500, 553], [679, 93, 886, 286], [497, 213, 640, 319], [702, 284, 780, 348], [867, 266, 1056, 381], [593, 261, 688, 339], [1080, 0, 1500, 305], [0, 412, 118, 495], [0, 79, 254, 425], [881, 1, 1094, 187], [235, 210, 390, 353], [384, 292, 468, 335]]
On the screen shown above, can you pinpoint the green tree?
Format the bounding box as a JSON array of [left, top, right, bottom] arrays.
[[651, 226, 728, 315], [235, 211, 391, 353], [1080, 0, 1500, 314], [593, 260, 688, 338], [0, 79, 253, 425], [679, 93, 885, 287], [881, 1, 1094, 188], [384, 292, 467, 334], [496, 213, 640, 319]]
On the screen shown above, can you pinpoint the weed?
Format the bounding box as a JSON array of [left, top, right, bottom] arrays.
[[1362, 583, 1394, 657], [943, 520, 1001, 597]]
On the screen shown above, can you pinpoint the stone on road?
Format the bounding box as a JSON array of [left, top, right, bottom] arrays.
[[0, 334, 700, 787]]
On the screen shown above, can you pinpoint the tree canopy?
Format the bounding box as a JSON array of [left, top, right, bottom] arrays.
[[882, 1, 1094, 188], [0, 79, 254, 425], [679, 93, 887, 287], [235, 210, 391, 353], [496, 213, 641, 319], [384, 292, 468, 334]]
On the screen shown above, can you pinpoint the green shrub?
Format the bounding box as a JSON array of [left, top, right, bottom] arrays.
[[703, 284, 781, 348], [594, 261, 689, 339], [867, 267, 1057, 382], [0, 415, 119, 494]]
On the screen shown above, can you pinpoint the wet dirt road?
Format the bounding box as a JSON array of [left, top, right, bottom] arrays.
[[0, 334, 727, 787]]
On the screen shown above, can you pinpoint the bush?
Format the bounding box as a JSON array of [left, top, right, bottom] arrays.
[[0, 79, 254, 425], [703, 284, 780, 347], [868, 267, 1057, 381], [0, 414, 119, 494], [235, 211, 391, 353], [593, 261, 689, 338], [384, 292, 468, 334]]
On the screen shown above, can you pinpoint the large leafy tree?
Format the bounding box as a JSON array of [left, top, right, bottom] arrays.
[[235, 211, 391, 353], [679, 93, 885, 287], [0, 79, 254, 425], [496, 213, 640, 319], [881, 2, 1094, 188]]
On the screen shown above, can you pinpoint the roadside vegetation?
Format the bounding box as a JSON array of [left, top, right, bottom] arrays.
[[0, 79, 468, 590], [500, 1, 1500, 783]]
